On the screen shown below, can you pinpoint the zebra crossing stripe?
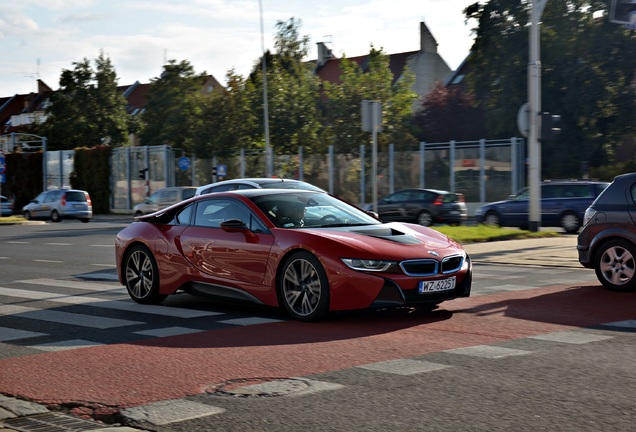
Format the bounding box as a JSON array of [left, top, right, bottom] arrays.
[[0, 286, 223, 318], [0, 304, 143, 329]]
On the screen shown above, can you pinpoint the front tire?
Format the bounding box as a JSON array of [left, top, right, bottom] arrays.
[[124, 245, 167, 304], [417, 211, 433, 226], [595, 239, 636, 292], [279, 251, 330, 321], [560, 211, 581, 234], [23, 211, 32, 220]]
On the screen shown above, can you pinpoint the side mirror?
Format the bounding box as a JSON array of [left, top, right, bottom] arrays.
[[221, 219, 257, 240]]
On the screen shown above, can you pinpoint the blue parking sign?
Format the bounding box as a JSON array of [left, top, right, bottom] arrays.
[[217, 164, 227, 176]]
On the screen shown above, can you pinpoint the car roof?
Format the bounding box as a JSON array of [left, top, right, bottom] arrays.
[[195, 178, 324, 195]]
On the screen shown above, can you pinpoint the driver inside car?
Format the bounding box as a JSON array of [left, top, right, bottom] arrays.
[[277, 202, 306, 227]]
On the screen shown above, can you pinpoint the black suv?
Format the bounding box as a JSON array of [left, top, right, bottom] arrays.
[[475, 179, 609, 233], [578, 172, 636, 291]]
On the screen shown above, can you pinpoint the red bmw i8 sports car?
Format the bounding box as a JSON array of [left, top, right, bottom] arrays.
[[115, 189, 472, 321]]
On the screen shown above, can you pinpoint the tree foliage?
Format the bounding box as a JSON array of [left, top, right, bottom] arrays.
[[43, 52, 129, 150], [464, 0, 636, 178], [139, 60, 208, 153], [323, 47, 418, 153], [414, 81, 487, 142]]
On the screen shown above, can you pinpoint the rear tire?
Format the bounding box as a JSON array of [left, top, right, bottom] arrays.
[[124, 245, 167, 304], [417, 211, 433, 227], [483, 211, 501, 227], [51, 210, 61, 223], [594, 239, 636, 292]]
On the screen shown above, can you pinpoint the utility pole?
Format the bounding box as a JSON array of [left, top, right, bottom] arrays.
[[528, 0, 548, 232]]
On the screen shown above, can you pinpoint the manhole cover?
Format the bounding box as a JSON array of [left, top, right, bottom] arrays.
[[2, 412, 105, 432], [206, 377, 311, 398]]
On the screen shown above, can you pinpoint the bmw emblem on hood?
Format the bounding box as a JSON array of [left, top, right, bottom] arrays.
[[428, 251, 439, 257]]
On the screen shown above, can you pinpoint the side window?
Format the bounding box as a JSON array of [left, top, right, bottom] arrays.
[[541, 185, 557, 199], [208, 184, 236, 192], [166, 190, 178, 203], [46, 191, 60, 203], [173, 204, 193, 225], [148, 191, 161, 204], [515, 188, 530, 200], [193, 199, 266, 232], [182, 189, 196, 200]]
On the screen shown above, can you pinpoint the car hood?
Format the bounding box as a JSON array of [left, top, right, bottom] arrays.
[[297, 222, 462, 257]]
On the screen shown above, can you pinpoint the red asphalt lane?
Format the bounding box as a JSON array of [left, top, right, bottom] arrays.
[[1, 283, 634, 409]]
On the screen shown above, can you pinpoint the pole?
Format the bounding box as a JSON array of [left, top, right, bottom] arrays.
[[528, 0, 548, 232], [372, 102, 378, 213], [259, 0, 272, 177]]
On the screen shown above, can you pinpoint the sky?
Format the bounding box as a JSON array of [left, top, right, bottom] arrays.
[[0, 0, 477, 97]]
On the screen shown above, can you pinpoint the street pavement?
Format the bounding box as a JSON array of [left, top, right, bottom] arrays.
[[0, 235, 609, 432]]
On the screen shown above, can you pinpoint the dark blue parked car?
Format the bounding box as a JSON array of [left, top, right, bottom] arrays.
[[474, 179, 609, 233]]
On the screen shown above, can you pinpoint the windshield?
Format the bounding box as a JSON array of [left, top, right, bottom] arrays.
[[250, 192, 380, 228]]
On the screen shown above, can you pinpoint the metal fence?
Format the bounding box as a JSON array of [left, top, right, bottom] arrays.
[[110, 138, 524, 213]]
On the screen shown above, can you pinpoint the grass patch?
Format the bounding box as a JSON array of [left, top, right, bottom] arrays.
[[433, 224, 561, 244]]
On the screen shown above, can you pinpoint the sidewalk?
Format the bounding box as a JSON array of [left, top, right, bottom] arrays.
[[464, 235, 581, 268]]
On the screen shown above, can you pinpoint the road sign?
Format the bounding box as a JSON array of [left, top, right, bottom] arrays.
[[0, 151, 5, 174], [217, 164, 227, 177], [517, 103, 529, 138], [178, 156, 191, 171], [0, 174, 5, 183]]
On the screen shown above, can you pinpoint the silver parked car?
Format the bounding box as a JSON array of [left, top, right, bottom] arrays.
[[23, 189, 92, 223], [133, 186, 197, 217], [195, 178, 324, 196], [1, 195, 13, 217]]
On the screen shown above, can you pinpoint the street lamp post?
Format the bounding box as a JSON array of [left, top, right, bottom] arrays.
[[528, 0, 548, 232], [259, 0, 272, 177]]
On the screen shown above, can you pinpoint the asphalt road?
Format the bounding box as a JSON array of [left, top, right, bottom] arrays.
[[0, 220, 634, 431]]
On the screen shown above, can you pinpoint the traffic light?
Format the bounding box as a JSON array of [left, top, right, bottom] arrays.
[[139, 168, 148, 180], [540, 112, 561, 142], [610, 0, 636, 25]]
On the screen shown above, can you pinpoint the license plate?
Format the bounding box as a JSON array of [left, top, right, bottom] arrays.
[[419, 277, 456, 293]]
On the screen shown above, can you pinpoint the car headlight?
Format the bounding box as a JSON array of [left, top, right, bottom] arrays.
[[474, 206, 485, 216], [341, 258, 400, 273]]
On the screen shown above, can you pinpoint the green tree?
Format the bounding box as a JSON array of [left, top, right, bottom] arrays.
[[195, 69, 260, 158], [322, 47, 418, 153], [413, 81, 487, 142], [464, 0, 636, 178], [140, 60, 207, 153], [248, 18, 325, 156], [43, 52, 129, 150]]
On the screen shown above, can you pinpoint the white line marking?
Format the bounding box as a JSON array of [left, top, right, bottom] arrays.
[[0, 327, 47, 342], [528, 331, 614, 344], [0, 304, 143, 329], [29, 339, 104, 352], [122, 400, 225, 425], [357, 359, 451, 375], [445, 345, 532, 358], [33, 259, 64, 263], [0, 286, 223, 318], [134, 327, 205, 337]]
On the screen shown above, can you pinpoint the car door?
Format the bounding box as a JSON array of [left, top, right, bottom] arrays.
[[179, 197, 275, 288], [499, 188, 530, 227], [29, 191, 49, 218], [377, 190, 413, 222]]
